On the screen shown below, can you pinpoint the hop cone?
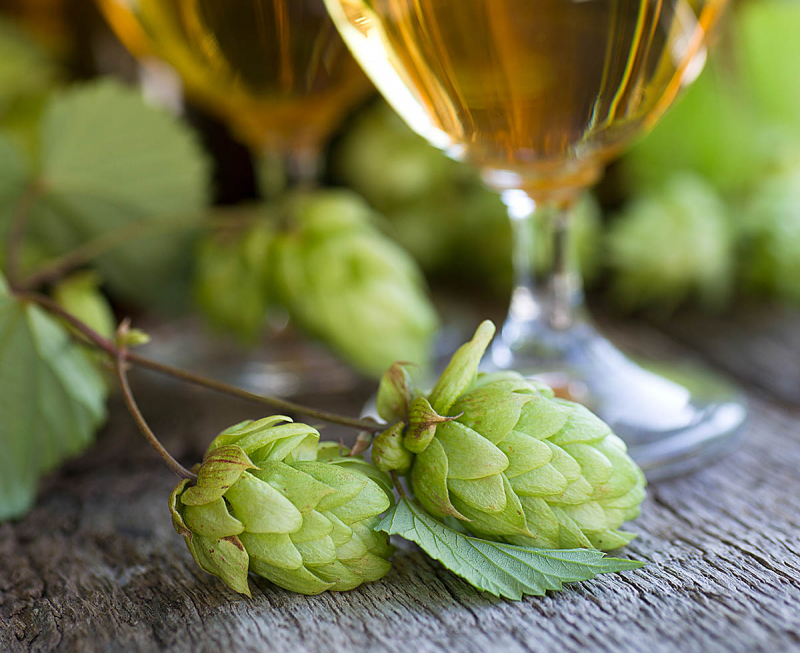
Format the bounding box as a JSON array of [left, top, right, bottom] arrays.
[[170, 416, 394, 596], [333, 101, 461, 212], [273, 190, 439, 377], [607, 173, 735, 314], [373, 321, 646, 551], [193, 207, 275, 341], [741, 165, 800, 304]]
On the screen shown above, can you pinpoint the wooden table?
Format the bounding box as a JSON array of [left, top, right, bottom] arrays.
[[2, 308, 800, 653]]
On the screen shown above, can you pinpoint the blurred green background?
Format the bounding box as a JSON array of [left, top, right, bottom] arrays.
[[2, 0, 800, 380]]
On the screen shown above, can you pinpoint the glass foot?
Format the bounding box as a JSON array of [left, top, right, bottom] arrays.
[[490, 322, 748, 481], [138, 315, 363, 396]]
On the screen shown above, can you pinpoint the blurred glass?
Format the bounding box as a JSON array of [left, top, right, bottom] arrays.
[[96, 0, 372, 177]]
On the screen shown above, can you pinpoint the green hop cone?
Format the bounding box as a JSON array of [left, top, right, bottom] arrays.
[[273, 189, 439, 377], [333, 101, 461, 212], [170, 416, 394, 596], [606, 173, 735, 315], [375, 321, 646, 551], [194, 207, 275, 341], [740, 164, 800, 304]]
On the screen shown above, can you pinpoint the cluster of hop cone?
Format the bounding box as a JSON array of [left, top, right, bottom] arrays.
[[170, 321, 645, 596]]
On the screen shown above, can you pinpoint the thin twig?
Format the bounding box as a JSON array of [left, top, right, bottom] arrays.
[[113, 323, 197, 481], [17, 214, 199, 291], [20, 293, 383, 434], [5, 182, 41, 289], [123, 350, 383, 432]]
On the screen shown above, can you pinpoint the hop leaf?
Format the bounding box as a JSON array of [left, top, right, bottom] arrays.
[[170, 416, 394, 596], [26, 79, 211, 308], [0, 273, 107, 521], [375, 320, 646, 552], [606, 173, 735, 315], [378, 497, 643, 600], [273, 189, 439, 377]]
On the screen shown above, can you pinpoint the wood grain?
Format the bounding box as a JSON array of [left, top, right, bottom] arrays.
[[2, 316, 800, 653]]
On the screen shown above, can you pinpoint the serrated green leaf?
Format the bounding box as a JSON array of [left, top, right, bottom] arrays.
[[29, 79, 210, 308], [0, 272, 107, 521], [377, 497, 643, 600]]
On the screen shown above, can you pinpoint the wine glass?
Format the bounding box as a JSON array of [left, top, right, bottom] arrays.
[[324, 0, 746, 478], [96, 0, 372, 181], [94, 0, 375, 395]]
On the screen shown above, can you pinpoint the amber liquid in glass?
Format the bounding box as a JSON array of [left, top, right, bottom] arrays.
[[98, 0, 371, 150], [326, 0, 704, 196]]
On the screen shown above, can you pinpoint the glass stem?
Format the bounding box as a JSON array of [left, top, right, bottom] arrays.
[[491, 190, 585, 369], [286, 146, 324, 188], [256, 146, 323, 199]]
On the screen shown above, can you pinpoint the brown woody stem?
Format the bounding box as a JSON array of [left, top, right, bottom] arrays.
[[19, 293, 383, 434], [113, 323, 197, 481]]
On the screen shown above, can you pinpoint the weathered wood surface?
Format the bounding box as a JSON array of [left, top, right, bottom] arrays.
[[2, 313, 800, 653]]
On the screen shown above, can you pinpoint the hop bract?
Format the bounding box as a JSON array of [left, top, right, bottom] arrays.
[[170, 416, 394, 596], [373, 321, 646, 551]]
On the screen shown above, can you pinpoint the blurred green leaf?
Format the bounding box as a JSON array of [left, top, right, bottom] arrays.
[[0, 272, 107, 521], [27, 79, 211, 308]]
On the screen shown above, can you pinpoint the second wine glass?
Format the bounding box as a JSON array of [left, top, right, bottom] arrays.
[[97, 0, 372, 180]]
